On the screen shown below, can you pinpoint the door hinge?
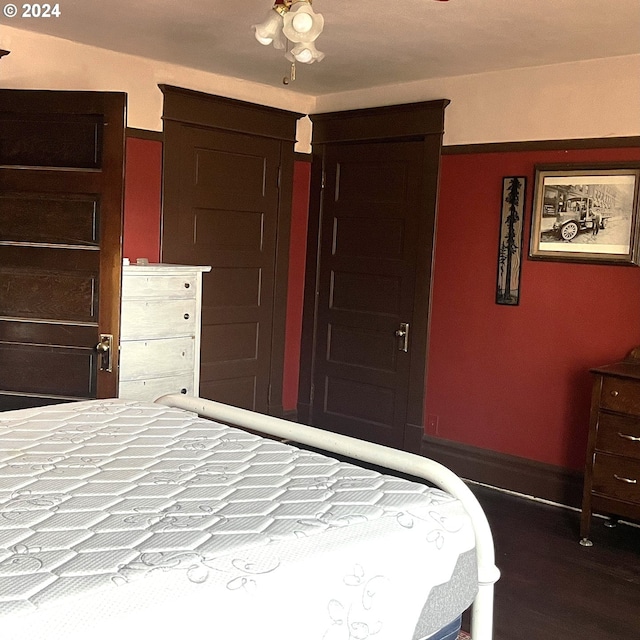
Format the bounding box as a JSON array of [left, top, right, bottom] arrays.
[[277, 166, 282, 190], [321, 170, 326, 189], [309, 383, 315, 404]]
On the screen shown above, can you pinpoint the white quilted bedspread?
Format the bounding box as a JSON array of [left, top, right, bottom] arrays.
[[0, 399, 476, 639]]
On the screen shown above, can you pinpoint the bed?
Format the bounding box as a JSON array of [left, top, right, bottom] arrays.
[[0, 395, 500, 640]]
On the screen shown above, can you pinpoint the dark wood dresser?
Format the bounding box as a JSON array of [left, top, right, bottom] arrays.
[[580, 350, 640, 546]]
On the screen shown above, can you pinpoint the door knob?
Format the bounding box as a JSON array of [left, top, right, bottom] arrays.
[[395, 323, 409, 352], [96, 334, 113, 372]]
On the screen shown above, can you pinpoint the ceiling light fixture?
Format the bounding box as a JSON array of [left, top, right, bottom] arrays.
[[253, 0, 324, 83]]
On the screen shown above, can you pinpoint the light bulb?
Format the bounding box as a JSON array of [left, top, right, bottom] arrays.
[[282, 2, 324, 43], [287, 41, 324, 64], [294, 47, 313, 63], [292, 12, 313, 33]]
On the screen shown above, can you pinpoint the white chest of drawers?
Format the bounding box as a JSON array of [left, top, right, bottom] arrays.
[[118, 264, 210, 401]]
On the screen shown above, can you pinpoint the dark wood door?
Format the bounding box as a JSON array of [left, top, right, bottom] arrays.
[[300, 101, 447, 451], [311, 141, 425, 448], [0, 90, 126, 411], [162, 123, 283, 413]]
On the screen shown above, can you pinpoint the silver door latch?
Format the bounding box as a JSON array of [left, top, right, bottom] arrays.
[[395, 322, 409, 352]]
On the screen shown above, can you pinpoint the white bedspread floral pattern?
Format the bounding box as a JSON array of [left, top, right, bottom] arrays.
[[0, 400, 476, 639]]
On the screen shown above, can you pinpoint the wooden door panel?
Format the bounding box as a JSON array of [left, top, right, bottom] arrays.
[[162, 123, 280, 413], [202, 323, 259, 361], [0, 321, 96, 346], [193, 147, 269, 208], [327, 324, 399, 372], [334, 159, 409, 202], [0, 268, 98, 321], [330, 270, 403, 316], [333, 216, 406, 260], [0, 344, 95, 397], [0, 242, 98, 271], [193, 209, 265, 253], [0, 194, 99, 245], [199, 376, 257, 410], [323, 377, 396, 428], [0, 114, 103, 169], [0, 90, 125, 410], [206, 267, 262, 309], [312, 141, 423, 448]]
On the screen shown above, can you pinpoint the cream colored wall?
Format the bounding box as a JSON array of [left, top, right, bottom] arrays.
[[315, 55, 640, 146], [0, 26, 315, 132], [1, 26, 638, 150]]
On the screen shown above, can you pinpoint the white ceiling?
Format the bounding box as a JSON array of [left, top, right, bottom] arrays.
[[8, 0, 640, 96]]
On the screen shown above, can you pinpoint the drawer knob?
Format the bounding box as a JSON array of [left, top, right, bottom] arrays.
[[181, 388, 188, 394], [610, 390, 619, 397], [614, 474, 637, 485], [618, 432, 640, 442], [184, 313, 190, 320], [184, 282, 190, 289]]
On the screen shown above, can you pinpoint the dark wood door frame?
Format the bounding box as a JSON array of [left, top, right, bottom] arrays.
[[159, 86, 302, 416], [298, 100, 449, 451]]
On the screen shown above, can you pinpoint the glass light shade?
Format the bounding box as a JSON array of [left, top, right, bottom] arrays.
[[285, 41, 325, 64], [282, 1, 324, 43], [253, 10, 286, 49]]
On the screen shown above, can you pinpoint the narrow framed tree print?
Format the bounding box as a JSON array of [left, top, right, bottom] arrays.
[[496, 176, 526, 305]]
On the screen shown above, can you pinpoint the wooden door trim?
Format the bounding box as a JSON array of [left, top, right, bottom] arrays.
[[97, 93, 127, 398], [311, 99, 449, 144], [298, 100, 449, 450], [160, 85, 302, 142], [160, 89, 300, 417]]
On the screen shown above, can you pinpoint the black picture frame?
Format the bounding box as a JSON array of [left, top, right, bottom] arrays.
[[496, 176, 527, 305], [529, 163, 640, 265]]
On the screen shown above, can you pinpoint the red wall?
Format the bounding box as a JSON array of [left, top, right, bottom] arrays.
[[123, 137, 162, 263], [123, 138, 640, 471], [283, 161, 312, 411], [426, 147, 640, 470]]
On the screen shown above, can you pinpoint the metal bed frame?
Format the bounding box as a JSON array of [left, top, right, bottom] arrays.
[[158, 394, 501, 640]]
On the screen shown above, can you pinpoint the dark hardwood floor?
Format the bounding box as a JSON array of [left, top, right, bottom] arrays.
[[466, 484, 640, 639]]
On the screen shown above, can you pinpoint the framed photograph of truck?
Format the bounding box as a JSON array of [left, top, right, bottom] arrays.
[[529, 163, 640, 265]]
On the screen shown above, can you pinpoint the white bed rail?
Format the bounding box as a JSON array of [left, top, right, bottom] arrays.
[[157, 394, 501, 640]]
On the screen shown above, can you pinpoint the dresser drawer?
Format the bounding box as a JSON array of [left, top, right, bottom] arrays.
[[118, 375, 194, 401], [592, 452, 640, 503], [119, 337, 195, 381], [122, 274, 198, 300], [120, 299, 197, 340], [595, 412, 640, 460], [599, 376, 640, 416]]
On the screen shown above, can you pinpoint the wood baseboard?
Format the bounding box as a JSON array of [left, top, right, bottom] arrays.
[[421, 435, 584, 508]]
